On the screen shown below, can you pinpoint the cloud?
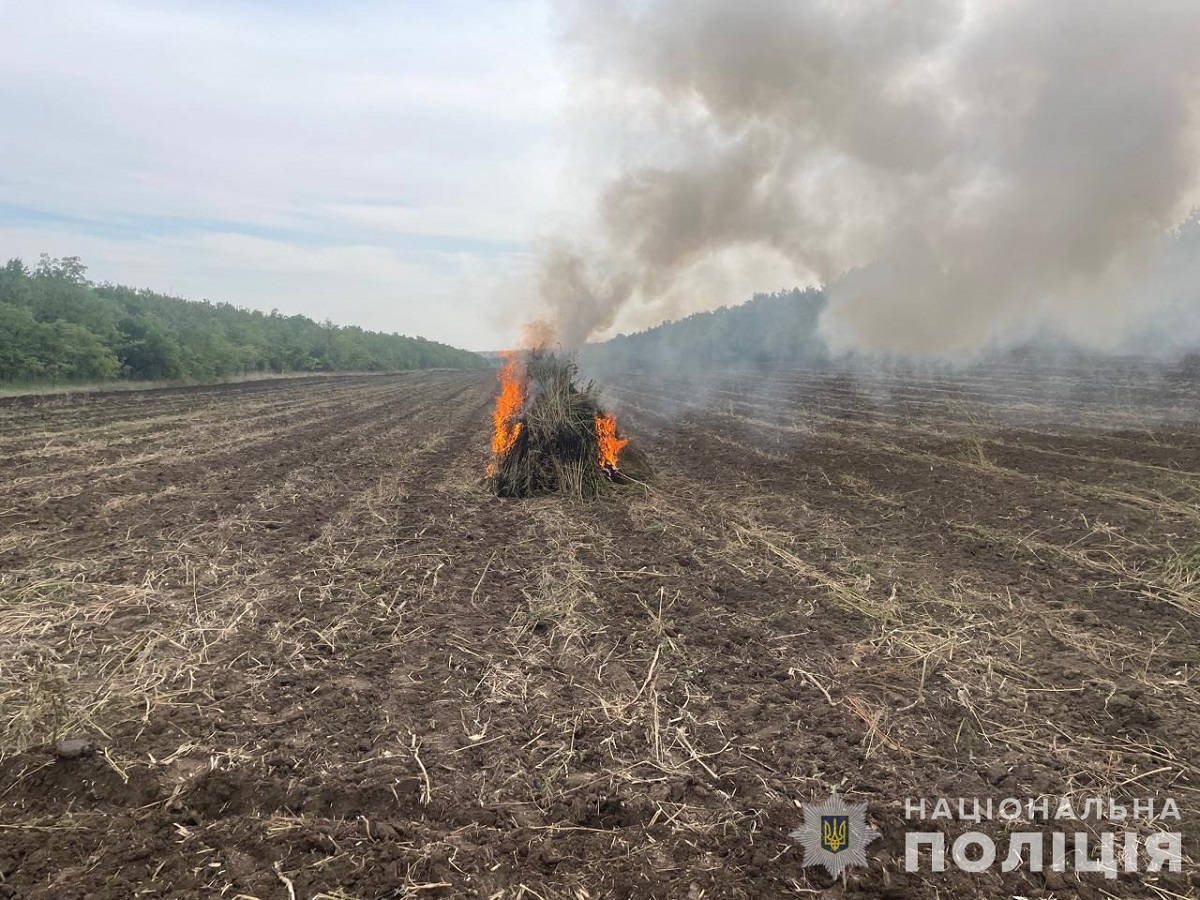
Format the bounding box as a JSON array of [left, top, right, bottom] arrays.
[[0, 0, 564, 348]]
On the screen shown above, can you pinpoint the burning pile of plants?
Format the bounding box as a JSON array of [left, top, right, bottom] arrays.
[[486, 349, 643, 498]]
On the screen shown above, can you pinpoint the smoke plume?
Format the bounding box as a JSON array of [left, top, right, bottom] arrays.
[[538, 0, 1200, 356]]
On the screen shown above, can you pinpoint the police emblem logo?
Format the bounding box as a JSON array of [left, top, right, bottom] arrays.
[[790, 793, 880, 878]]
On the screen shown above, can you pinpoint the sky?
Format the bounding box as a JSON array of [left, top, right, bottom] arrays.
[[0, 0, 568, 350], [5, 1, 1199, 358]]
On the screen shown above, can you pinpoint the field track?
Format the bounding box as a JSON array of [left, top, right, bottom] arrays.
[[2, 365, 1199, 899]]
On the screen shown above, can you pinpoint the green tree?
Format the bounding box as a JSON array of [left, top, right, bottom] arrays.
[[117, 314, 183, 379], [0, 254, 487, 385]]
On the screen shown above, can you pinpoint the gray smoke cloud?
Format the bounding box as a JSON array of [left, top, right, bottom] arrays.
[[539, 0, 1200, 356]]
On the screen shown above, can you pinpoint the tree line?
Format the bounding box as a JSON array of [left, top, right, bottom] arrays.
[[578, 212, 1200, 372], [578, 287, 829, 372], [0, 255, 486, 383]]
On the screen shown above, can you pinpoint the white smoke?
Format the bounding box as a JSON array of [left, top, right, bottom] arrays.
[[538, 0, 1200, 356]]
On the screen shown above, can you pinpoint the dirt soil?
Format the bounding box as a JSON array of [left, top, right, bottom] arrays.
[[1, 363, 1198, 899]]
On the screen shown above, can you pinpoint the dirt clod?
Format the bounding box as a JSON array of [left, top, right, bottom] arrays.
[[56, 738, 96, 760]]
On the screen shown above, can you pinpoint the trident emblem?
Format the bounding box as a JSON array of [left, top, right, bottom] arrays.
[[821, 815, 849, 853], [792, 793, 880, 877]]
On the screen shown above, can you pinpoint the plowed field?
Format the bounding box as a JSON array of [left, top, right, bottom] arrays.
[[2, 363, 1198, 898]]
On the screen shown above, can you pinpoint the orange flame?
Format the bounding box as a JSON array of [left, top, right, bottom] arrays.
[[487, 350, 526, 475], [595, 413, 628, 469]]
